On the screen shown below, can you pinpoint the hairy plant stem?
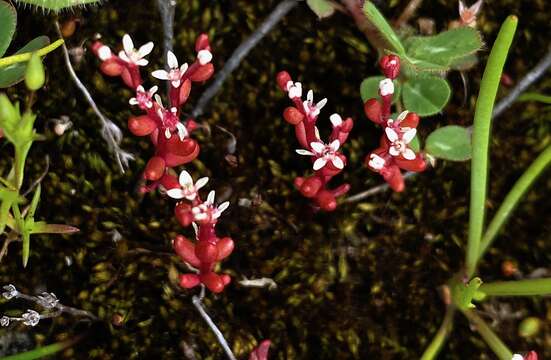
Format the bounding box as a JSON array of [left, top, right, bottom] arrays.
[[192, 0, 299, 118], [0, 39, 64, 68], [466, 16, 517, 278], [477, 144, 551, 261], [420, 306, 455, 360], [462, 310, 513, 360], [191, 294, 237, 360]]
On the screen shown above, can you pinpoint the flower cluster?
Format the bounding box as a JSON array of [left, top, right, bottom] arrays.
[[276, 72, 354, 211], [92, 34, 214, 191], [363, 55, 427, 192], [512, 352, 538, 360], [165, 170, 234, 293]]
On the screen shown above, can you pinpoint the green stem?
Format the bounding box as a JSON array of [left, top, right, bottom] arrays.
[[466, 16, 518, 278], [478, 145, 551, 261], [462, 310, 513, 360], [479, 278, 551, 297], [363, 2, 406, 54], [0, 336, 82, 360], [0, 39, 64, 68], [420, 307, 455, 360]]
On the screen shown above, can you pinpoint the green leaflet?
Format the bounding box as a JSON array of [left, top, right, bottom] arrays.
[[359, 76, 401, 103], [0, 0, 16, 58], [306, 0, 335, 19], [402, 76, 451, 116], [425, 125, 472, 161], [14, 0, 102, 11]]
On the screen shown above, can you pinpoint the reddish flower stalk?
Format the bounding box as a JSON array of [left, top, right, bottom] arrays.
[[363, 55, 427, 192], [92, 33, 214, 191], [94, 34, 234, 293], [249, 340, 271, 360], [276, 72, 354, 211]]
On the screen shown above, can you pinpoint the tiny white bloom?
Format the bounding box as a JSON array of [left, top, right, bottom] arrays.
[[511, 355, 524, 360], [97, 45, 112, 61], [300, 140, 343, 171], [302, 90, 327, 117], [2, 284, 17, 300], [118, 34, 154, 66], [379, 78, 394, 96], [167, 170, 209, 201], [329, 113, 343, 127], [191, 190, 230, 223], [36, 292, 58, 309], [385, 127, 417, 160], [129, 85, 158, 109], [197, 49, 213, 65], [151, 51, 188, 88], [368, 154, 386, 170], [21, 310, 40, 327], [286, 81, 302, 99]]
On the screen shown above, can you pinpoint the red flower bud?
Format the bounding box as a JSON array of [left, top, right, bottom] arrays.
[[121, 67, 134, 88], [173, 235, 200, 267], [100, 59, 122, 77], [316, 190, 337, 211], [161, 137, 200, 167], [200, 272, 225, 293], [216, 237, 234, 261], [160, 173, 179, 190], [144, 156, 166, 181], [195, 33, 210, 52], [179, 79, 192, 104], [190, 64, 214, 82], [220, 274, 231, 286], [175, 202, 194, 227], [195, 241, 219, 264], [364, 99, 383, 124], [400, 112, 419, 129], [295, 176, 322, 198], [179, 274, 200, 289], [525, 351, 538, 360], [276, 71, 292, 91], [379, 54, 400, 79], [128, 115, 157, 136], [283, 107, 305, 125]]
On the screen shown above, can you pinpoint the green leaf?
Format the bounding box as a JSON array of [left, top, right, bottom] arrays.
[[425, 125, 472, 161], [402, 76, 451, 116], [404, 27, 482, 70], [0, 0, 16, 58], [28, 184, 40, 219], [451, 277, 483, 311], [0, 36, 49, 88], [363, 2, 406, 55], [306, 0, 335, 19], [14, 0, 101, 11], [409, 134, 421, 152], [360, 76, 401, 103], [0, 188, 19, 234], [517, 92, 551, 104], [31, 221, 79, 234]]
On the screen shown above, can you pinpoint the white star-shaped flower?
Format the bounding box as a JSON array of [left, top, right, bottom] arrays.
[[191, 191, 230, 223], [167, 170, 209, 201], [385, 127, 417, 160], [296, 139, 343, 170], [302, 90, 327, 118], [368, 154, 386, 170], [286, 81, 302, 99], [129, 85, 158, 109], [151, 51, 189, 88], [118, 34, 154, 67]]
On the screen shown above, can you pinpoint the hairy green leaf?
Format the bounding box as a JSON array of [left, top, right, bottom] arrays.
[[425, 125, 472, 161], [0, 0, 16, 58], [306, 0, 335, 19], [402, 76, 451, 116], [14, 0, 102, 11]]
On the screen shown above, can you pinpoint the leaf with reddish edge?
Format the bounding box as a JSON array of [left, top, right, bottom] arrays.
[[216, 237, 234, 261], [144, 156, 166, 181], [175, 202, 194, 227], [316, 190, 337, 211], [128, 115, 156, 136], [179, 274, 200, 289], [195, 241, 218, 264], [173, 235, 200, 267], [179, 79, 192, 104], [159, 137, 200, 167], [249, 340, 271, 360], [190, 63, 214, 82], [200, 272, 225, 293]]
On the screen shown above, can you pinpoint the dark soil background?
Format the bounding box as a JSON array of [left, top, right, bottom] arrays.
[[0, 0, 550, 359]]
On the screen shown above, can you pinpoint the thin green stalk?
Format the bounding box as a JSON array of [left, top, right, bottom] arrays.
[[462, 310, 513, 360], [0, 336, 82, 360], [478, 145, 551, 261], [0, 39, 64, 68], [420, 307, 455, 360], [466, 16, 518, 278], [479, 278, 551, 297], [363, 2, 406, 55]]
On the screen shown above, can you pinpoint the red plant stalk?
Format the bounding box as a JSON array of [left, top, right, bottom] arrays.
[[276, 71, 354, 211], [93, 34, 234, 293], [363, 55, 427, 192]]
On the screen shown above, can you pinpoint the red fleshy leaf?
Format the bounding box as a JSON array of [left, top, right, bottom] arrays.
[[179, 274, 200, 289], [173, 235, 201, 267], [190, 64, 214, 82], [216, 237, 234, 261], [128, 115, 157, 136], [276, 71, 291, 91], [144, 156, 166, 181], [200, 272, 225, 293], [283, 107, 304, 125]]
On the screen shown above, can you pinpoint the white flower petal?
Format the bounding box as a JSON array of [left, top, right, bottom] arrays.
[[389, 146, 400, 156], [192, 222, 199, 237], [137, 85, 145, 92], [118, 51, 130, 62], [176, 123, 188, 140], [165, 128, 172, 139], [98, 46, 112, 61], [329, 113, 342, 127], [296, 149, 315, 156], [285, 80, 293, 91], [402, 128, 417, 143], [195, 177, 209, 190], [329, 139, 340, 151], [511, 355, 523, 360], [313, 157, 327, 170], [138, 42, 154, 57], [218, 201, 230, 214], [149, 86, 159, 95], [129, 98, 139, 105], [207, 190, 215, 204], [316, 98, 328, 110], [332, 156, 344, 169], [136, 59, 149, 66], [179, 170, 193, 186], [307, 90, 313, 104], [167, 189, 185, 199], [122, 34, 134, 54], [197, 49, 212, 65], [314, 126, 320, 140], [396, 110, 409, 122], [152, 70, 169, 80], [403, 148, 416, 160], [368, 154, 385, 170], [180, 63, 189, 74], [385, 127, 399, 142], [167, 50, 178, 68], [194, 213, 208, 221], [310, 142, 325, 154], [171, 80, 181, 88], [379, 78, 394, 96]]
